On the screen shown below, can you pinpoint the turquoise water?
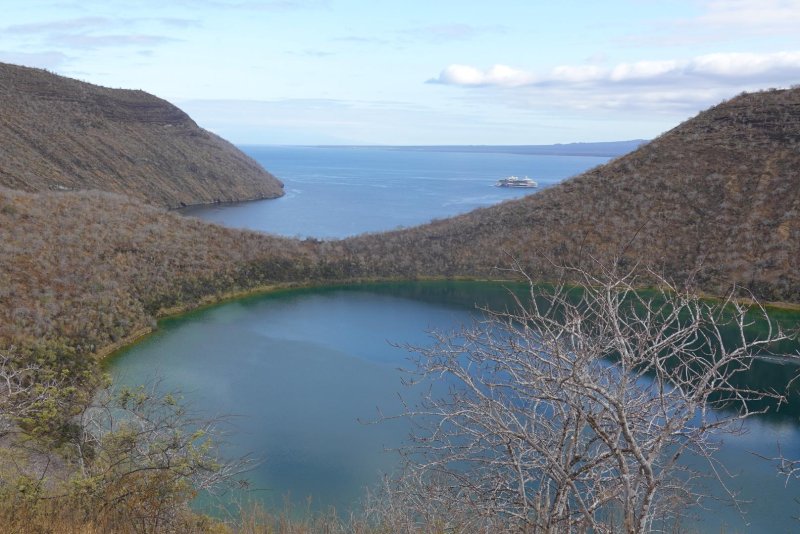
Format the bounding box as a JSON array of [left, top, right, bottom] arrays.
[[107, 282, 800, 531], [109, 146, 800, 531], [107, 283, 477, 513]]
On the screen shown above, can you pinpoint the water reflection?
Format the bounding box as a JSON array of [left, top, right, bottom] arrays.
[[106, 281, 800, 531]]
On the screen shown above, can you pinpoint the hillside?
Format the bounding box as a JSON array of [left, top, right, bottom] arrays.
[[0, 187, 357, 355], [1, 83, 799, 532], [0, 62, 283, 208], [2, 87, 798, 360], [344, 88, 800, 303]]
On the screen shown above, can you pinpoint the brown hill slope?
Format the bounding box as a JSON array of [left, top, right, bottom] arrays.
[[3, 88, 797, 360], [344, 88, 800, 302], [0, 62, 283, 208], [0, 88, 798, 471], [1, 87, 798, 361], [0, 187, 361, 355]]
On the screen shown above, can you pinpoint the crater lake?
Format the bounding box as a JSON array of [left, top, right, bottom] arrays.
[[108, 145, 800, 532]]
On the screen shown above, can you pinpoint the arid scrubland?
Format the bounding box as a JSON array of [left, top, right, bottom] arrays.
[[0, 77, 799, 531], [346, 88, 800, 303], [0, 86, 798, 447], [0, 187, 357, 354], [0, 62, 284, 208]]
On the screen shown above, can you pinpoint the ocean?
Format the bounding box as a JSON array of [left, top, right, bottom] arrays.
[[181, 145, 610, 238]]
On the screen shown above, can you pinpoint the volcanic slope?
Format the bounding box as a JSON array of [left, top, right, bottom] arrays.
[[0, 62, 283, 208], [344, 88, 800, 302], [2, 88, 799, 363]]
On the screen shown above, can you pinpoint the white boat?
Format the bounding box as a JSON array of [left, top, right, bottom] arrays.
[[496, 175, 538, 188]]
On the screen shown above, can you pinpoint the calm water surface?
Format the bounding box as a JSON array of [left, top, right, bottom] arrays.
[[107, 283, 481, 513], [181, 146, 609, 238], [110, 147, 800, 531]]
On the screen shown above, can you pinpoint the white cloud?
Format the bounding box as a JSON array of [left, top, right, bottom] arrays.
[[47, 0, 329, 10], [688, 51, 800, 78], [169, 0, 330, 11], [430, 51, 800, 89], [5, 17, 112, 34], [550, 65, 605, 83], [52, 34, 180, 49], [693, 0, 800, 36], [428, 51, 800, 116], [609, 61, 678, 82], [336, 23, 506, 50], [1, 16, 187, 52], [0, 50, 70, 70], [626, 0, 800, 46], [3, 16, 198, 35], [431, 64, 535, 87]]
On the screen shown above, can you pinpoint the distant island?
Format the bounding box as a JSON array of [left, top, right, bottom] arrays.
[[321, 140, 648, 157], [346, 139, 647, 157]]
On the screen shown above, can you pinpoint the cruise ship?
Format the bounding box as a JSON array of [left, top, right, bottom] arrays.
[[496, 176, 538, 188]]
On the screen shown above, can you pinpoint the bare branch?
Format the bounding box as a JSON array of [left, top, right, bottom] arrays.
[[387, 267, 792, 533]]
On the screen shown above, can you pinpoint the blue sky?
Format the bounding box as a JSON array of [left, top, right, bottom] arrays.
[[2, 0, 799, 144]]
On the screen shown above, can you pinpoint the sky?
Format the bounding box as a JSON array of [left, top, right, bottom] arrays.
[[1, 0, 799, 145]]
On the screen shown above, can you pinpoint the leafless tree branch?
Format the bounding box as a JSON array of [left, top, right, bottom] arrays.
[[386, 266, 793, 533]]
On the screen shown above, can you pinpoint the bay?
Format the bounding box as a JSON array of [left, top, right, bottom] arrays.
[[181, 145, 610, 238]]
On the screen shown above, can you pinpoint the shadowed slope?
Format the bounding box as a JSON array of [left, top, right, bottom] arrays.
[[0, 62, 283, 208]]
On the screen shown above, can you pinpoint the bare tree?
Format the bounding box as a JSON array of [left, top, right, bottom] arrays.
[[391, 266, 794, 533], [0, 350, 33, 436], [0, 349, 56, 438]]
